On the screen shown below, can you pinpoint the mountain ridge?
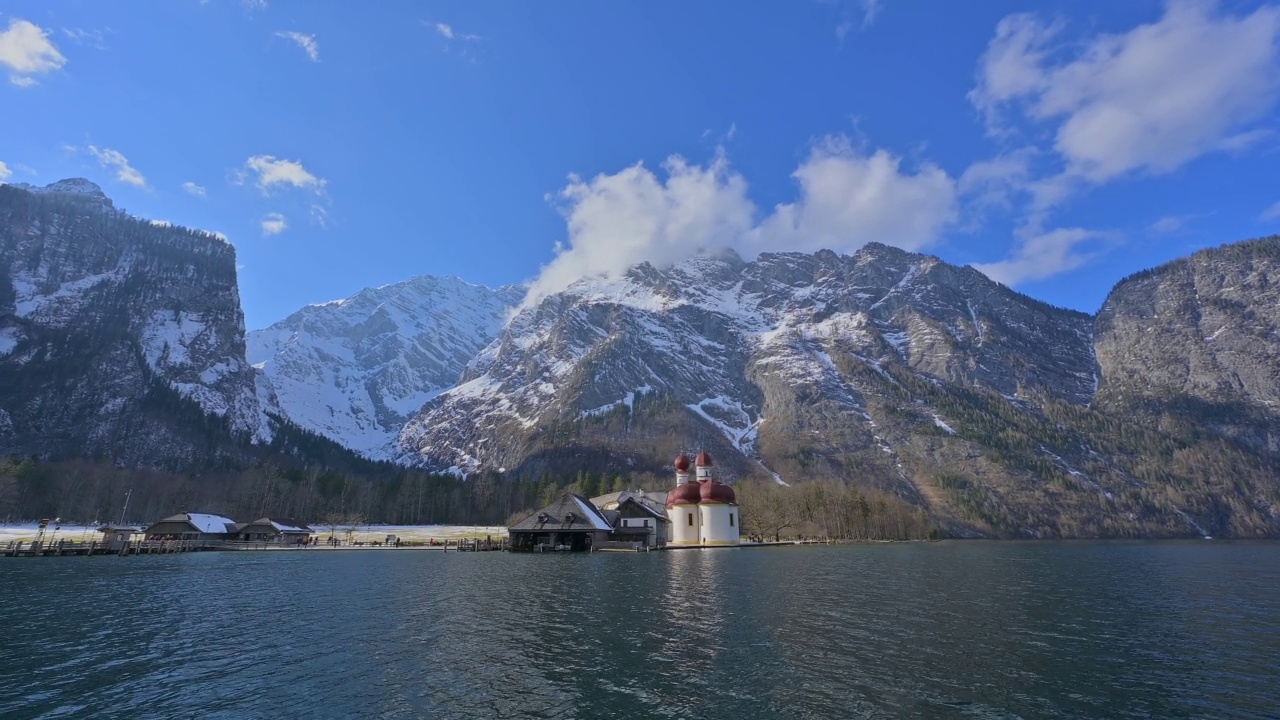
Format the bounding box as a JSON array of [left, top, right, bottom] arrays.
[[3, 179, 1277, 537]]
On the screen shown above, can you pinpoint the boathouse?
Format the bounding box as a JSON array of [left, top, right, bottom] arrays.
[[234, 517, 313, 543], [508, 494, 613, 551], [96, 524, 142, 552], [144, 512, 236, 542]]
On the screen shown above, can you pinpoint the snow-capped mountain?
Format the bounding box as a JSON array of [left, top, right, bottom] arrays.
[[0, 179, 274, 466], [4, 177, 1276, 536], [396, 244, 1096, 479], [247, 276, 522, 458], [387, 241, 1280, 538]]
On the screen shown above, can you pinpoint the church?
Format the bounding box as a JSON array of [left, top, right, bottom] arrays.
[[664, 451, 740, 546]]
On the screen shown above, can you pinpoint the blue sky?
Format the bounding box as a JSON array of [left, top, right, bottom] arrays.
[[2, 0, 1279, 328]]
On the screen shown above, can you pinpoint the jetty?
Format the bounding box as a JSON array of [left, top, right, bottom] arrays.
[[4, 538, 209, 557], [3, 536, 510, 558]]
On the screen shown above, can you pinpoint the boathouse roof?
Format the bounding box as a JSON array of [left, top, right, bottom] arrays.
[[150, 512, 236, 534], [508, 493, 613, 532], [247, 517, 313, 534]]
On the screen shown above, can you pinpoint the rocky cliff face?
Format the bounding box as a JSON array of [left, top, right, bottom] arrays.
[[386, 241, 1280, 538], [0, 180, 273, 466], [1095, 237, 1280, 449], [395, 245, 1095, 479], [247, 276, 522, 458]]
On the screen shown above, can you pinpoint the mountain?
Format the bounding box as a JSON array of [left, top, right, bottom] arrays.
[[5, 178, 1276, 537], [392, 242, 1280, 538], [397, 245, 1093, 476], [1096, 237, 1280, 447], [0, 179, 274, 467], [247, 276, 522, 458]]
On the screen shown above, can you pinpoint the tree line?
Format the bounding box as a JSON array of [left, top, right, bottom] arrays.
[[0, 456, 937, 541]]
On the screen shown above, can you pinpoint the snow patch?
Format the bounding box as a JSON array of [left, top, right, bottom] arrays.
[[142, 310, 208, 370], [0, 328, 19, 356]]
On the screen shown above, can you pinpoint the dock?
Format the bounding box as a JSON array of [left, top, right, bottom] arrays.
[[3, 536, 509, 558], [4, 538, 209, 557]]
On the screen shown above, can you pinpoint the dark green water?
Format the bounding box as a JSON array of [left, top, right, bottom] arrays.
[[2, 542, 1278, 719]]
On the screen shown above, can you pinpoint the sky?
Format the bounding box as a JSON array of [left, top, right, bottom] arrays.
[[2, 0, 1280, 328]]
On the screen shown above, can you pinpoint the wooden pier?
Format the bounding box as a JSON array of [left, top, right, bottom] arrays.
[[5, 538, 212, 557], [3, 536, 509, 557]]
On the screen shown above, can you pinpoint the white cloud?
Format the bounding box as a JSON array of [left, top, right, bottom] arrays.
[[0, 19, 65, 87], [182, 181, 207, 197], [310, 203, 328, 227], [429, 20, 480, 42], [957, 150, 1033, 214], [276, 31, 319, 62], [972, 227, 1104, 285], [1262, 200, 1280, 222], [525, 138, 958, 305], [61, 28, 107, 49], [0, 161, 10, 181], [972, 1, 1280, 182], [149, 219, 172, 228], [86, 146, 146, 187], [528, 152, 756, 305], [261, 212, 287, 236], [242, 155, 325, 193], [751, 137, 956, 255], [860, 0, 882, 28], [835, 0, 883, 40], [1149, 214, 1207, 234], [243, 0, 268, 10]]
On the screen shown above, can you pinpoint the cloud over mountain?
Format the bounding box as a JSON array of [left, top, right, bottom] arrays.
[[525, 138, 958, 306]]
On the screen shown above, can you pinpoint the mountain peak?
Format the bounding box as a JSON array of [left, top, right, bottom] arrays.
[[10, 178, 114, 209]]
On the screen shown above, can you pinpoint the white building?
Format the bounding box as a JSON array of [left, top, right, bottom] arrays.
[[664, 451, 740, 547]]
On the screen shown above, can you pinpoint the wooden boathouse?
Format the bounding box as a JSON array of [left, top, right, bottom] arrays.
[[507, 494, 613, 552]]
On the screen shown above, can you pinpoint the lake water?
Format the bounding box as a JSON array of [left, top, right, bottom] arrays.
[[2, 542, 1277, 719]]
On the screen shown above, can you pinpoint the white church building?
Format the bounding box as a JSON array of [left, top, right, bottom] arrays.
[[664, 451, 740, 546]]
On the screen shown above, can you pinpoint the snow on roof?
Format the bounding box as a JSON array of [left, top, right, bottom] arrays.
[[570, 495, 614, 531], [186, 513, 236, 534], [267, 518, 312, 533]]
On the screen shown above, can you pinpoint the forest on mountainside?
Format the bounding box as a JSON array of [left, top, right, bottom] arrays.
[[0, 455, 936, 541]]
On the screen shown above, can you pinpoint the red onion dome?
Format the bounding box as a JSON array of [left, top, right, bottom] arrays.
[[665, 481, 702, 508], [695, 450, 713, 467], [699, 479, 736, 504], [674, 454, 691, 472]]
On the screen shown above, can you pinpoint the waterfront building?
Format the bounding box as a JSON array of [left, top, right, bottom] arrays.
[[589, 490, 670, 548], [665, 451, 740, 547], [507, 451, 741, 551], [233, 518, 314, 543], [143, 512, 236, 542], [507, 494, 614, 551], [95, 524, 142, 552]]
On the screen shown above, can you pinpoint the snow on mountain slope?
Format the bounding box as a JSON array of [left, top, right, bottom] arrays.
[[395, 245, 1097, 476], [248, 276, 522, 458], [0, 179, 274, 464]]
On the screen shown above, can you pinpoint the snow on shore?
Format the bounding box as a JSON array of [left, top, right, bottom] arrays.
[[0, 523, 506, 543]]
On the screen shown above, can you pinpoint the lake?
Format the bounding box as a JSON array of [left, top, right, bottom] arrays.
[[2, 542, 1277, 719]]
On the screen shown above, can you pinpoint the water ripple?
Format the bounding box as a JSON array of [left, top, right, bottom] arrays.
[[2, 542, 1278, 719]]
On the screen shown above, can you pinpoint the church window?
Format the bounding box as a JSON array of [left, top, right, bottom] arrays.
[[729, 513, 735, 527], [687, 513, 693, 526]]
